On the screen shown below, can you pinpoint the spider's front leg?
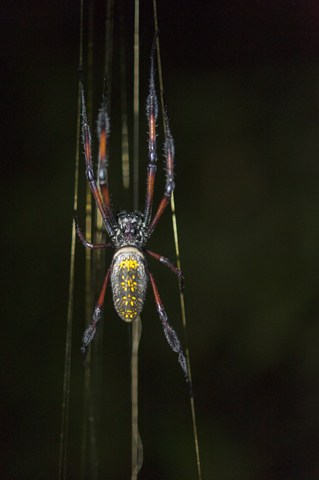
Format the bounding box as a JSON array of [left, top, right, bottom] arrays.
[[81, 268, 111, 354], [148, 271, 192, 395], [97, 82, 115, 223], [81, 84, 115, 239], [147, 115, 175, 237], [143, 43, 158, 226]]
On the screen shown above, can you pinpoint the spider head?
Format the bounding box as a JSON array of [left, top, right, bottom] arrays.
[[113, 211, 147, 248]]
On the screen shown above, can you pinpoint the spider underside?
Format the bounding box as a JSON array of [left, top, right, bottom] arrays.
[[75, 44, 190, 389]]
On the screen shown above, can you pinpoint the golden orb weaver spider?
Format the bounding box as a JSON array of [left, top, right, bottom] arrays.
[[75, 43, 190, 387]]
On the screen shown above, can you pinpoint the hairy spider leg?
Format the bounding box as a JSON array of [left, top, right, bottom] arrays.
[[81, 84, 115, 239], [147, 114, 175, 237], [81, 267, 111, 353], [74, 216, 112, 249], [148, 271, 191, 390], [97, 82, 115, 223], [146, 249, 184, 292], [143, 43, 159, 226]]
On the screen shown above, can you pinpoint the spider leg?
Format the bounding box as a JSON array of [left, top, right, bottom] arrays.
[[146, 249, 184, 291], [81, 267, 111, 354], [74, 215, 112, 249], [143, 42, 159, 226], [81, 84, 115, 239], [146, 114, 175, 237], [97, 81, 115, 223], [148, 271, 191, 390]]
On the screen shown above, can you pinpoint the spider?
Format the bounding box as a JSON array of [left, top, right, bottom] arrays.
[[75, 44, 190, 387]]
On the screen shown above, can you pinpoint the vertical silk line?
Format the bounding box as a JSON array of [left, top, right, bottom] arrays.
[[81, 0, 94, 478], [131, 0, 143, 479], [93, 0, 114, 348], [131, 312, 143, 480], [152, 2, 203, 479], [91, 0, 112, 357], [119, 2, 130, 190], [94, 0, 114, 271], [89, 4, 115, 477], [104, 0, 114, 99], [133, 0, 139, 209], [58, 1, 84, 479]]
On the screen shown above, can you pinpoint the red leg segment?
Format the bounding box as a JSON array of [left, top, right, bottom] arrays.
[[81, 85, 115, 239], [146, 249, 184, 291], [97, 94, 115, 223], [147, 119, 175, 236], [143, 48, 158, 226]]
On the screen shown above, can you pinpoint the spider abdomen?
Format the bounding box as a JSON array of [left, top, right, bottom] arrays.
[[111, 247, 147, 322]]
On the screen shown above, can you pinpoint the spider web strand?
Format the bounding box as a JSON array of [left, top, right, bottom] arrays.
[[81, 0, 95, 478], [58, 1, 84, 479], [153, 2, 203, 479], [119, 1, 130, 190], [131, 0, 143, 478]]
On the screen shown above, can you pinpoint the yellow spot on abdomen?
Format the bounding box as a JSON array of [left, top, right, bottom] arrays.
[[119, 259, 139, 270], [111, 249, 146, 322]]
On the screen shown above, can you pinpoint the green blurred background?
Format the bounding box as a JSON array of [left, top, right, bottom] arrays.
[[2, 0, 319, 478]]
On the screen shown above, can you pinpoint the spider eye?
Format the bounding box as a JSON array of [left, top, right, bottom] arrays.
[[116, 211, 127, 225]]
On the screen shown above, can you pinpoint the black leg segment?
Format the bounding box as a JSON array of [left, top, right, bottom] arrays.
[[149, 271, 191, 391], [81, 267, 111, 354]]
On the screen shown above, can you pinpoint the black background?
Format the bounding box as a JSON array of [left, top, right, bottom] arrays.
[[2, 0, 319, 479]]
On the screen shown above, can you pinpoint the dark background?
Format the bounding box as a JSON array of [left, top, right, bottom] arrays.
[[2, 0, 319, 479]]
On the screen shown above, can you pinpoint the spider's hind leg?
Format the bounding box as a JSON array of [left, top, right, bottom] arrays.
[[148, 271, 191, 393], [81, 267, 111, 354]]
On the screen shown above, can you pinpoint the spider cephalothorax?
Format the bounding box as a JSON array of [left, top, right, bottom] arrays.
[[75, 43, 190, 387], [113, 210, 148, 248]]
